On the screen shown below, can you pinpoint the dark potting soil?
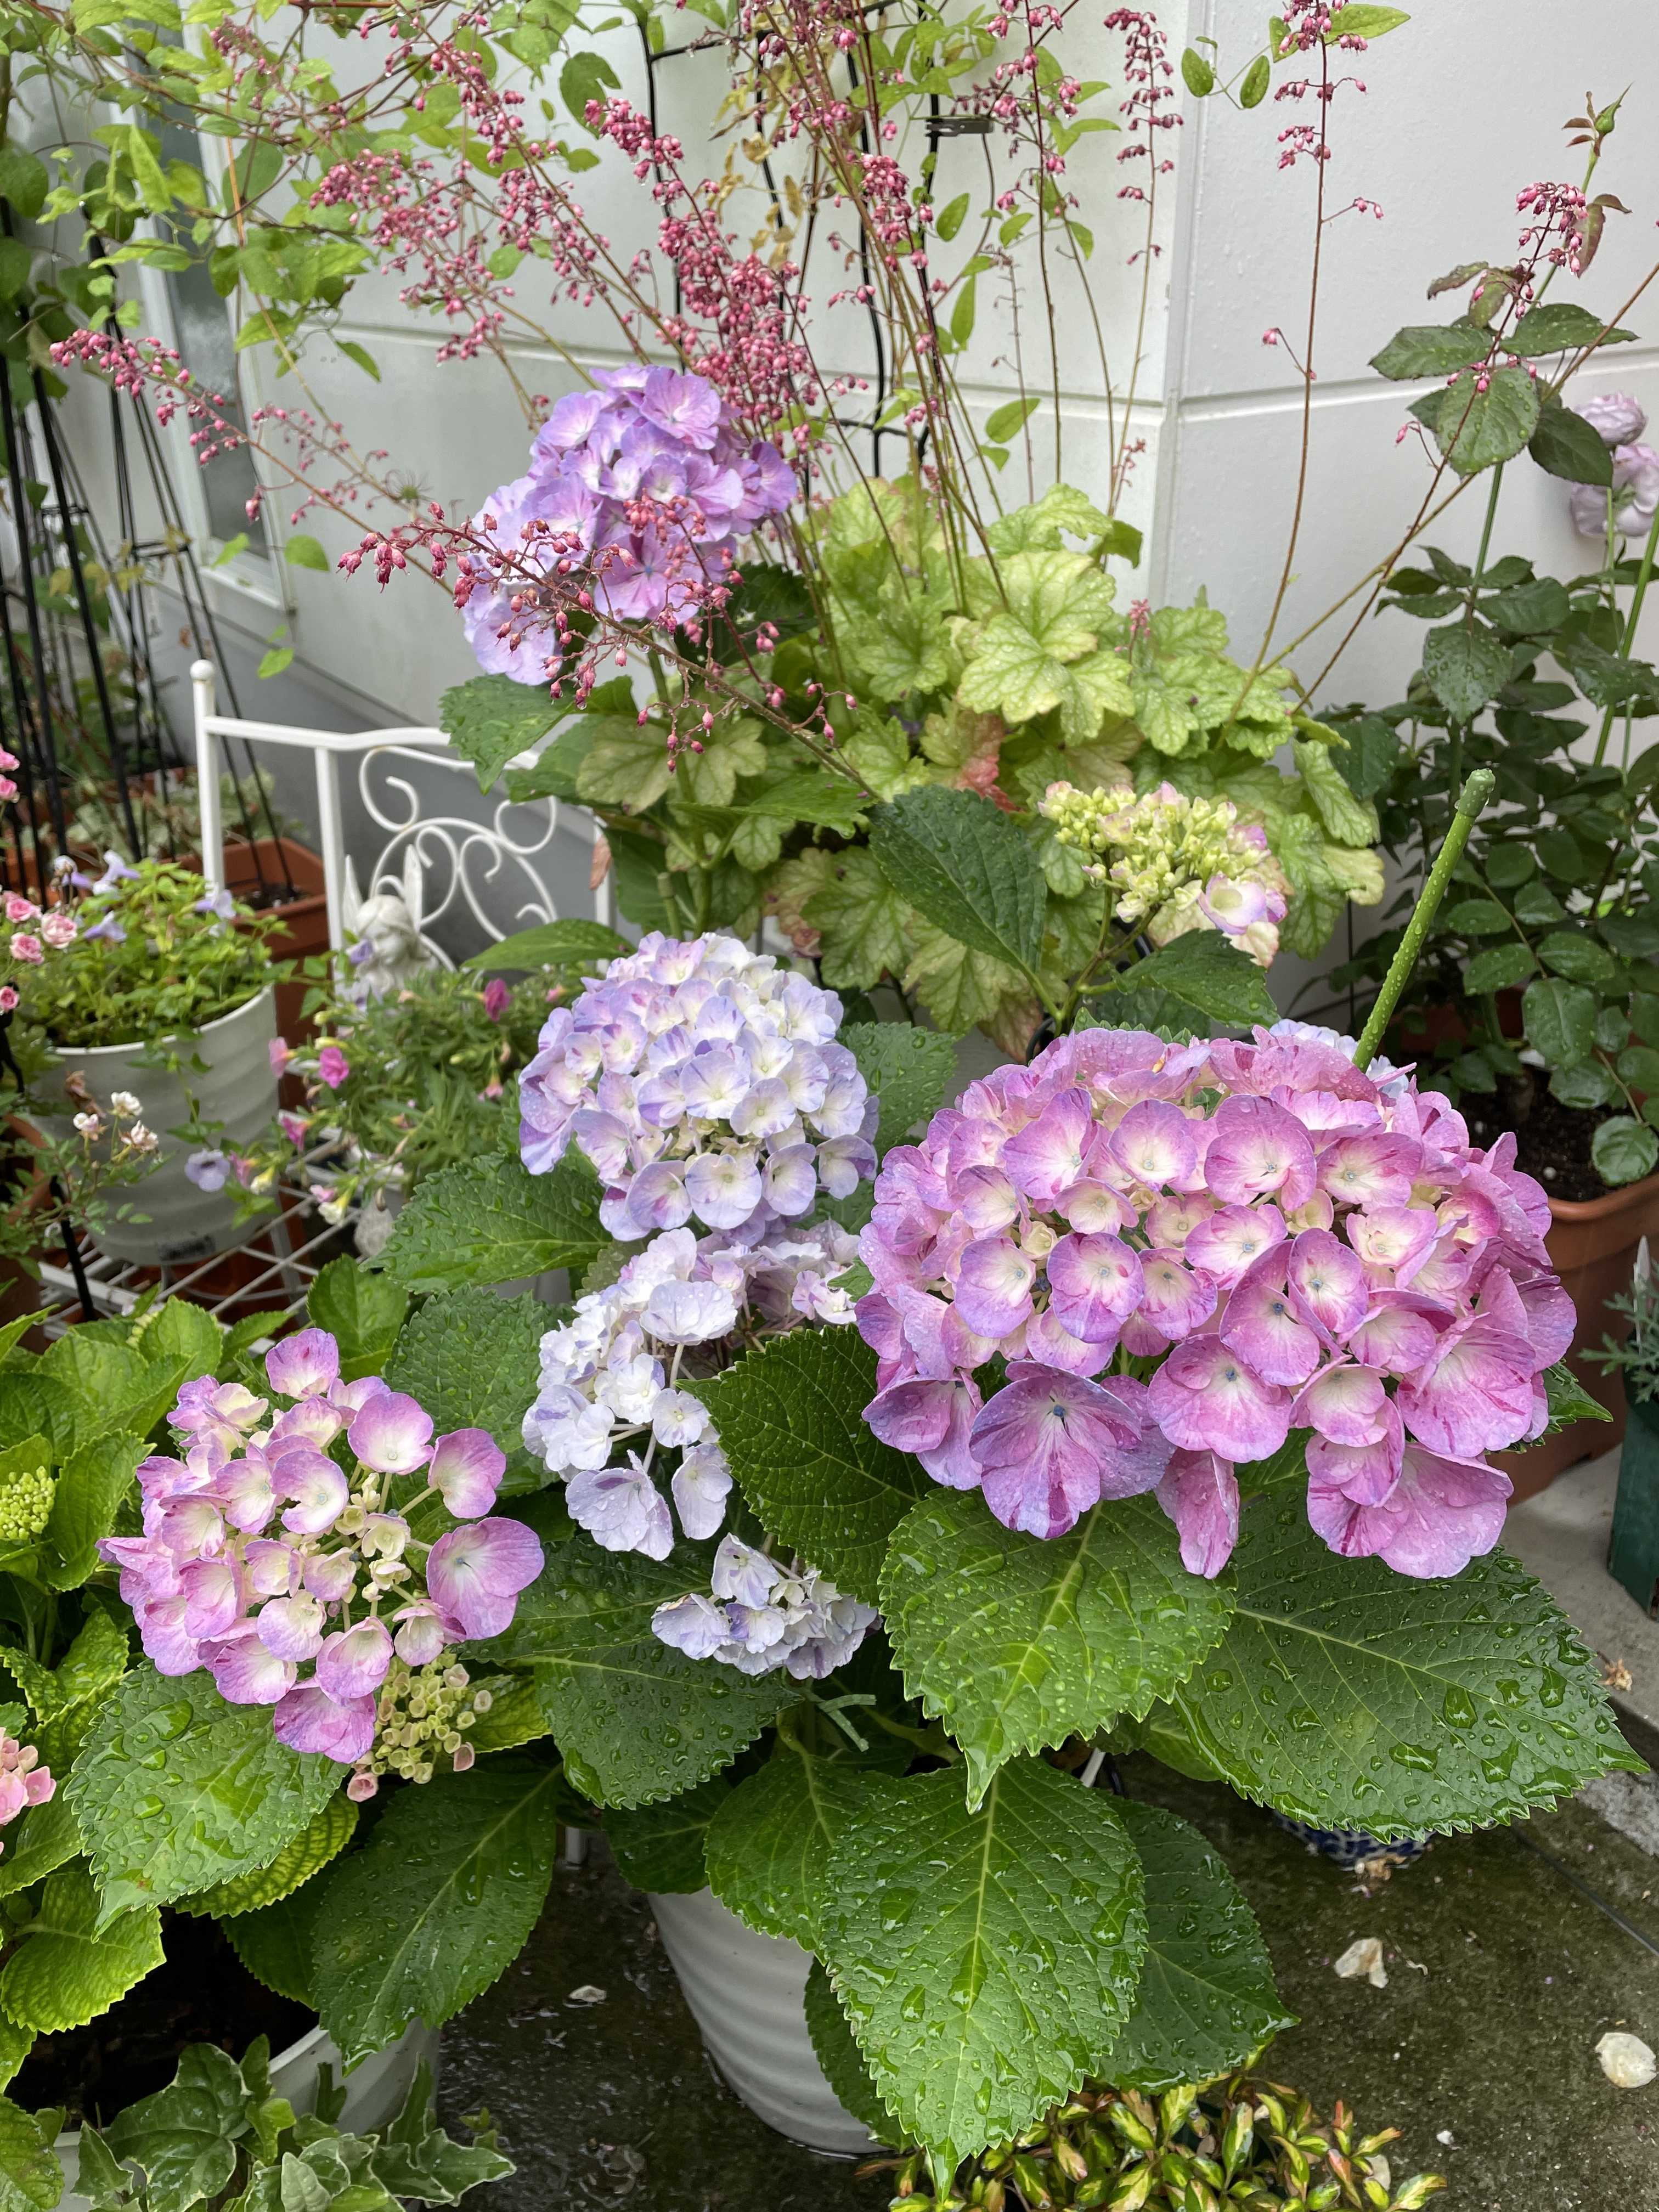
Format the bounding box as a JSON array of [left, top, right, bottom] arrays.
[[1464, 1075, 1613, 1205], [12, 1913, 313, 2130]]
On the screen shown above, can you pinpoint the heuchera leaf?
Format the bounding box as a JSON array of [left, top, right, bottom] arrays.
[[66, 1663, 342, 1922], [870, 786, 1048, 975], [1101, 1798, 1295, 2092], [1166, 1496, 1643, 1838], [381, 1150, 606, 1291], [881, 1491, 1234, 1808], [703, 1753, 881, 1950], [817, 1760, 1147, 2169], [697, 1329, 931, 1604], [309, 1757, 565, 2065], [483, 1528, 792, 1808]]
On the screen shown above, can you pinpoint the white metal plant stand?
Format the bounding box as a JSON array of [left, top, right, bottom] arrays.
[[189, 659, 614, 956]]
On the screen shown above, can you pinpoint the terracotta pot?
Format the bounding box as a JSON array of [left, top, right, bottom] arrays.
[[1496, 1167, 1659, 1501]]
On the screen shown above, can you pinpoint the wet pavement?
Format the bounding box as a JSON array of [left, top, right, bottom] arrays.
[[438, 1738, 1659, 2212]]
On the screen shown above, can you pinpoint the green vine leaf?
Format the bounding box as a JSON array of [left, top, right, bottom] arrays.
[[881, 1492, 1234, 1809], [1167, 1498, 1643, 1838], [817, 1760, 1147, 2169]]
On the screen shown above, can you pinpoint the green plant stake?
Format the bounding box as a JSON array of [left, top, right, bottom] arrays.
[[1355, 768, 1496, 1070]]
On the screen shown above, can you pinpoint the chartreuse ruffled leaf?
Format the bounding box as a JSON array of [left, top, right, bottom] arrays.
[[65, 1663, 341, 1922], [1166, 1497, 1644, 1839], [1102, 1799, 1294, 2092], [482, 1531, 792, 1808], [817, 1760, 1147, 2170], [881, 1492, 1234, 1810], [605, 1775, 732, 1893], [386, 1287, 551, 1493], [0, 2094, 61, 2211], [869, 786, 1047, 977], [698, 1330, 930, 1605], [703, 1752, 881, 1950], [803, 1962, 898, 2143], [840, 1022, 958, 1159], [0, 1865, 163, 2033], [381, 1150, 606, 1291], [309, 1757, 565, 2066], [103, 2042, 248, 2212], [176, 1794, 359, 1918]]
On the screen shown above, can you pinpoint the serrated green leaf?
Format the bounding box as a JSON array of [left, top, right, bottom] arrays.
[[1464, 943, 1537, 992], [1436, 364, 1541, 475], [903, 923, 1030, 1038], [1537, 929, 1618, 985], [698, 1329, 930, 1602], [1511, 301, 1633, 356], [310, 1758, 563, 2066], [464, 919, 629, 975], [225, 1884, 323, 2008], [386, 1287, 550, 1492], [1101, 1798, 1294, 2092], [0, 2018, 33, 2098], [1369, 323, 1483, 381], [0, 2094, 61, 2211], [1293, 739, 1378, 847], [1420, 623, 1511, 720], [870, 787, 1047, 975], [284, 533, 330, 572], [484, 1531, 791, 1807], [882, 1492, 1234, 1808], [1442, 899, 1512, 936], [1536, 1359, 1612, 1438], [1593, 1115, 1659, 1188], [0, 1865, 163, 2033], [840, 1023, 958, 1158], [792, 847, 910, 992], [381, 1151, 605, 1291], [1529, 398, 1615, 487], [803, 1961, 896, 2141], [42, 1434, 143, 1591], [1169, 1498, 1643, 1838], [1522, 975, 1598, 1067], [66, 1664, 341, 1921], [0, 1795, 82, 1901], [438, 675, 561, 792], [819, 1760, 1146, 2168], [177, 1794, 358, 1918], [1112, 934, 1276, 1028], [704, 1753, 879, 1949], [0, 149, 48, 222], [605, 1775, 731, 1893], [136, 1299, 224, 1375], [306, 1257, 408, 1383]]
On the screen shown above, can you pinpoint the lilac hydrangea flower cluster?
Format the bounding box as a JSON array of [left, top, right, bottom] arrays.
[[653, 1535, 877, 1680], [521, 1215, 874, 1678], [101, 1329, 543, 1795], [1569, 390, 1659, 540], [856, 1022, 1571, 1581], [460, 365, 797, 682], [518, 932, 877, 1242]]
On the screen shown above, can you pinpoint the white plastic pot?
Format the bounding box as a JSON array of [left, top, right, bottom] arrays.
[[650, 1887, 876, 2156], [51, 2017, 438, 2212], [39, 989, 279, 1267]]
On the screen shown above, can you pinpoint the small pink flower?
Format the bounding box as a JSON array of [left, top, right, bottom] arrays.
[[1045, 1232, 1143, 1345], [315, 1618, 394, 1701], [968, 1362, 1153, 1540], [864, 1374, 983, 1488], [349, 1390, 434, 1475], [0, 986, 15, 1014], [256, 1591, 326, 1660], [1307, 1444, 1510, 1578], [951, 1234, 1036, 1339], [272, 1684, 377, 1764], [1204, 1096, 1316, 1211], [278, 1450, 351, 1535], [8, 934, 42, 966], [267, 1327, 341, 1402], [270, 1036, 293, 1075], [428, 1428, 507, 1518], [3, 894, 36, 924], [1155, 1449, 1240, 1579], [202, 1622, 295, 1706], [318, 1044, 351, 1090], [392, 1602, 448, 1666], [427, 1517, 544, 1639], [483, 977, 511, 1021], [40, 912, 77, 949], [1146, 1335, 1290, 1464]]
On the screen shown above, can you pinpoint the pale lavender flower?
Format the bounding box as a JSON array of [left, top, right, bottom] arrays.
[[1573, 390, 1647, 445], [566, 1458, 675, 1561], [426, 1517, 545, 1638]]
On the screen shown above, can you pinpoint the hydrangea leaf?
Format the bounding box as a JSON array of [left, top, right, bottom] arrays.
[[386, 1287, 551, 1492], [224, 1884, 324, 2008], [484, 1533, 792, 1807], [1101, 1799, 1295, 2092], [305, 1257, 409, 1383], [0, 1865, 163, 2034], [605, 1775, 731, 1893], [1112, 933, 1277, 1029], [0, 1795, 82, 1901], [803, 1962, 899, 2142], [310, 1756, 565, 2065], [1292, 738, 1379, 847], [698, 1329, 931, 1604], [466, 917, 631, 976], [176, 1794, 359, 1918], [881, 1491, 1235, 1809], [817, 1760, 1147, 2170], [381, 1150, 606, 1291], [66, 1663, 342, 1923], [840, 1022, 959, 1159], [0, 2093, 62, 2211], [799, 848, 911, 990], [1167, 1496, 1644, 1839], [133, 1297, 224, 1376], [871, 786, 1047, 974], [703, 1752, 882, 1949], [903, 921, 1030, 1037], [0, 2018, 34, 2098]]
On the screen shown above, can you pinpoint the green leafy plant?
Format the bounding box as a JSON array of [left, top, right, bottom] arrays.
[[1589, 1239, 1659, 1404]]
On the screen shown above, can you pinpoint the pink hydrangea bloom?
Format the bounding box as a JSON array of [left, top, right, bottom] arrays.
[[856, 1022, 1561, 1576]]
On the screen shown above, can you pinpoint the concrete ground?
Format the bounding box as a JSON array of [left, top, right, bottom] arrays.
[[437, 1447, 1659, 2212]]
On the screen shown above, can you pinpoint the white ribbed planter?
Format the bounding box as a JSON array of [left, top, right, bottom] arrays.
[[650, 1887, 876, 2156], [39, 989, 279, 1267], [51, 2018, 438, 2212]]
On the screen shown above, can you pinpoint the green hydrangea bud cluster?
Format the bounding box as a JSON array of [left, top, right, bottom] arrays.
[[351, 1656, 493, 1797], [1041, 780, 1246, 923], [0, 1466, 55, 1543]]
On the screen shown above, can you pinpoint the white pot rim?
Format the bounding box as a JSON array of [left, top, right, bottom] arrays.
[[42, 984, 275, 1065], [50, 2013, 329, 2153]]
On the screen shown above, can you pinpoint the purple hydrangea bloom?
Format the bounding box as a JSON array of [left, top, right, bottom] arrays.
[[1573, 390, 1647, 445], [518, 930, 876, 1242], [1570, 441, 1659, 539], [854, 1019, 1567, 1577]]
